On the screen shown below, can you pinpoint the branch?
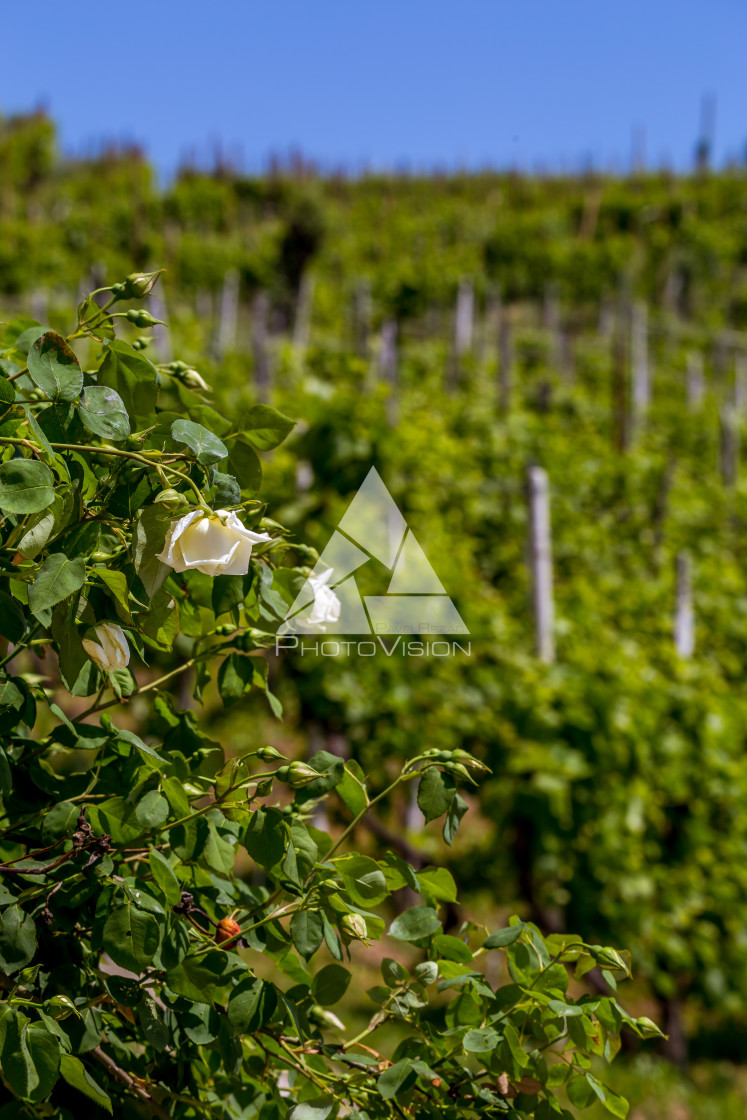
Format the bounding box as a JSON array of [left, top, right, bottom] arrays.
[[92, 1047, 173, 1120]]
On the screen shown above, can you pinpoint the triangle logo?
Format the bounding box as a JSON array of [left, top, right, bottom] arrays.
[[279, 467, 468, 635]]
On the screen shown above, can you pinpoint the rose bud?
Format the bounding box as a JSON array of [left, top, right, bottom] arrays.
[[82, 622, 130, 671]]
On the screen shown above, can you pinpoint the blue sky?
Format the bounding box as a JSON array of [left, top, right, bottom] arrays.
[[2, 1, 745, 177]]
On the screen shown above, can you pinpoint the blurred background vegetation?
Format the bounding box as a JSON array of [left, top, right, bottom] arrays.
[[4, 108, 747, 1115]]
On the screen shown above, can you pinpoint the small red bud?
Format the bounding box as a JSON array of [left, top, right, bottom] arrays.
[[215, 917, 241, 945]]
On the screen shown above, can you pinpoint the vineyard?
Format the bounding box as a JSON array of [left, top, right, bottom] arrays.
[[1, 109, 747, 1116]]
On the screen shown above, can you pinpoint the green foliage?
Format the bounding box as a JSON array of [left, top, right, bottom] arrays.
[[0, 281, 650, 1116]]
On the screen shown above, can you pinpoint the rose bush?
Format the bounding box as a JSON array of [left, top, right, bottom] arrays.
[[0, 279, 660, 1117]]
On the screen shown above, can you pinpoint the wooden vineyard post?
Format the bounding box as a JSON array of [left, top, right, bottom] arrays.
[[556, 328, 574, 384], [734, 352, 747, 413], [252, 290, 271, 400], [631, 300, 649, 432], [674, 552, 694, 658], [720, 404, 739, 488], [353, 279, 372, 359], [215, 268, 240, 359], [195, 290, 214, 334], [293, 272, 315, 363], [455, 278, 475, 355], [611, 319, 630, 452], [498, 311, 513, 414], [478, 284, 501, 369], [686, 352, 704, 410], [30, 289, 48, 326], [379, 318, 398, 426], [527, 465, 555, 664], [448, 277, 474, 390], [598, 295, 615, 340]]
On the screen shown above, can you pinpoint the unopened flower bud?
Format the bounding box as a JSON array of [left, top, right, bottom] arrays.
[[181, 368, 211, 392], [82, 622, 130, 672], [154, 488, 184, 506], [341, 913, 369, 941], [45, 995, 77, 1020], [308, 1005, 345, 1030], [256, 746, 284, 762], [285, 761, 320, 787], [275, 762, 318, 788], [126, 309, 163, 328], [131, 337, 150, 351], [123, 270, 162, 299]]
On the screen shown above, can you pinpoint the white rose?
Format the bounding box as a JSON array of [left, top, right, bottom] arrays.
[[156, 509, 272, 578], [82, 622, 130, 671], [297, 569, 341, 631]]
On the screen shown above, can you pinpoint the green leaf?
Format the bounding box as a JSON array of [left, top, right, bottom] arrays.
[[78, 385, 131, 442], [0, 905, 36, 974], [133, 505, 172, 599], [226, 435, 262, 493], [211, 469, 241, 507], [443, 791, 468, 845], [217, 653, 254, 706], [212, 573, 246, 617], [378, 1057, 418, 1100], [382, 958, 409, 986], [98, 340, 158, 422], [288, 1097, 336, 1120], [17, 489, 74, 560], [413, 960, 439, 984], [0, 458, 54, 514], [227, 977, 278, 1032], [28, 553, 86, 618], [602, 1086, 630, 1117], [417, 767, 456, 823], [483, 924, 525, 949], [336, 853, 389, 907], [336, 764, 368, 817], [433, 933, 473, 962], [463, 1027, 500, 1053], [0, 590, 25, 643], [166, 950, 231, 1004], [103, 975, 143, 1007], [25, 1024, 61, 1102], [568, 1073, 603, 1108], [102, 905, 160, 973], [242, 403, 296, 450], [148, 847, 181, 906], [60, 1053, 113, 1114], [417, 866, 457, 904], [0, 1008, 33, 1096], [134, 790, 169, 829], [312, 963, 351, 1006], [138, 996, 169, 1051], [171, 419, 227, 465], [27, 331, 83, 401], [290, 910, 324, 960], [388, 906, 442, 942], [0, 375, 16, 406], [243, 808, 287, 870]]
